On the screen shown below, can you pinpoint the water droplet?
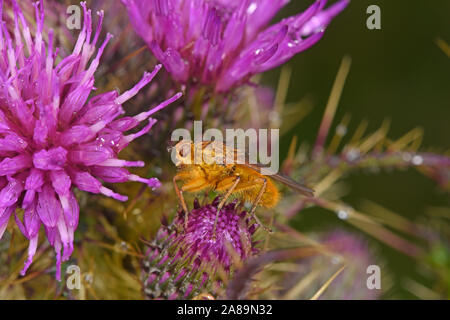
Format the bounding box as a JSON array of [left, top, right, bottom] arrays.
[[331, 256, 342, 264], [346, 148, 360, 162], [336, 124, 347, 136], [119, 241, 128, 251], [269, 110, 280, 126], [402, 152, 412, 162], [336, 209, 349, 220], [412, 155, 423, 166], [247, 3, 257, 15], [83, 273, 93, 284]]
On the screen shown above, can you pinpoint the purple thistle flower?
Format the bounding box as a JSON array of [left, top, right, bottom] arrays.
[[122, 0, 349, 92], [0, 1, 180, 280], [142, 198, 259, 299], [173, 198, 258, 272], [278, 230, 380, 299]]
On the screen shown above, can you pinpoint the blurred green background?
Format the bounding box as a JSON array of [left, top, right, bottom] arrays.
[[262, 0, 449, 298]]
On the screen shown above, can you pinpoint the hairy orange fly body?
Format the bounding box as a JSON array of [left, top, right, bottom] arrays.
[[171, 140, 314, 235]]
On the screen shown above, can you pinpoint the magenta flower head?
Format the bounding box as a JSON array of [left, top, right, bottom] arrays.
[[142, 198, 258, 299], [122, 0, 349, 92], [0, 1, 180, 280], [174, 198, 258, 271]]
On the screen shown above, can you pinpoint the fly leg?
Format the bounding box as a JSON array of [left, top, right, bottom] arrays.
[[249, 178, 273, 233], [173, 174, 189, 229], [212, 176, 241, 239]]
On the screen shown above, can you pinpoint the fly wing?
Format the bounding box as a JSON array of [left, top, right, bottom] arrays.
[[241, 162, 315, 197], [269, 172, 315, 197], [202, 141, 314, 197]]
